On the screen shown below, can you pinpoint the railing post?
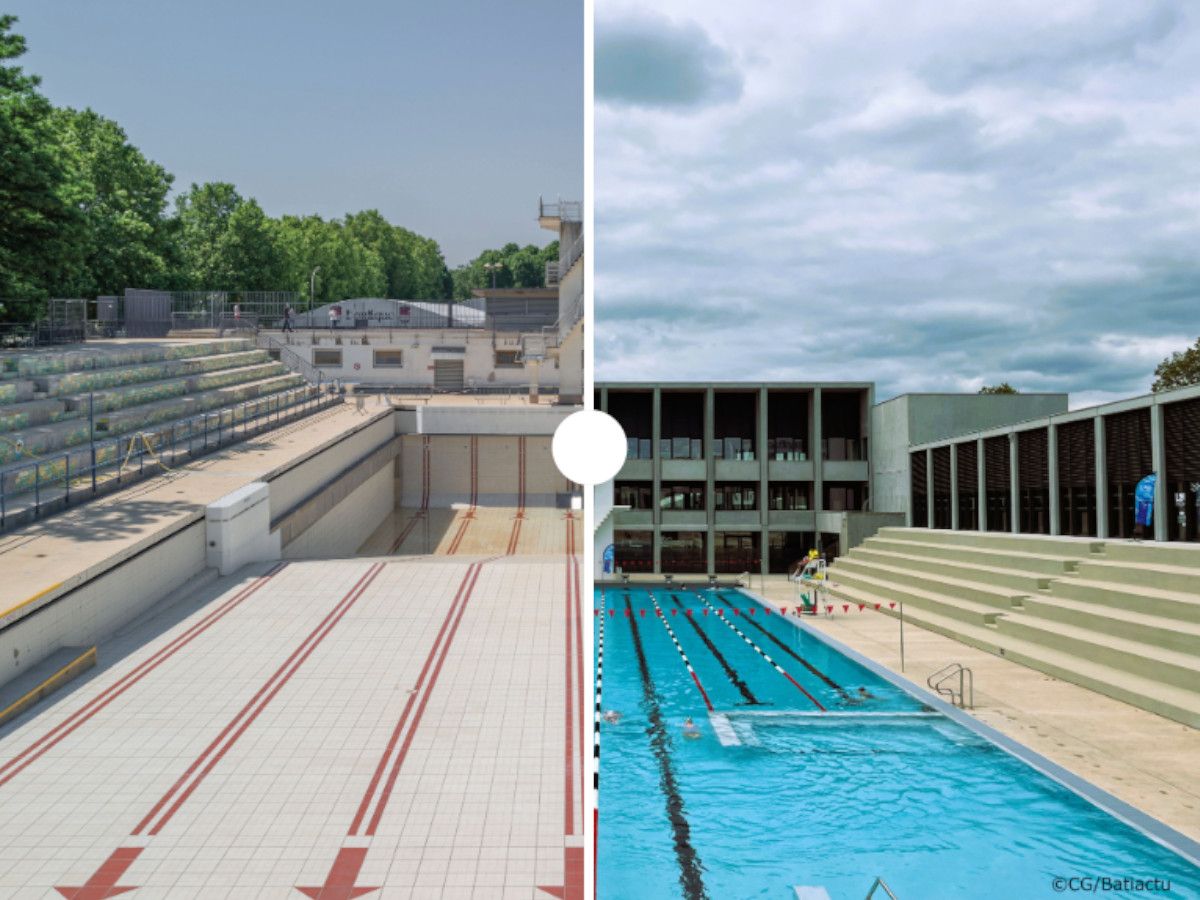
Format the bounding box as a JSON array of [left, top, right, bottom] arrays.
[[35, 462, 40, 514], [65, 454, 70, 505], [89, 392, 97, 494]]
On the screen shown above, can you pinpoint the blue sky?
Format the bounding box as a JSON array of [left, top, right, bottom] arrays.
[[594, 1, 1200, 407], [8, 0, 582, 265]]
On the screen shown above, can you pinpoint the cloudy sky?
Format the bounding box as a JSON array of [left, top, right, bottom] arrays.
[[594, 1, 1200, 407], [9, 0, 581, 265]]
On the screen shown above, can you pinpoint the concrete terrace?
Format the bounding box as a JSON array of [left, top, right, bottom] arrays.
[[0, 553, 586, 899]]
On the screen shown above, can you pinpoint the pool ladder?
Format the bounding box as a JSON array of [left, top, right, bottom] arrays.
[[927, 662, 974, 709], [865, 876, 899, 899]]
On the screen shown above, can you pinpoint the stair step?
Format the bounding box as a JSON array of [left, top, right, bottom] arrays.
[[0, 398, 72, 433], [1073, 559, 1200, 595], [850, 546, 1052, 592], [64, 357, 281, 415], [1020, 596, 1200, 655], [863, 536, 1081, 575], [995, 613, 1200, 692], [1049, 577, 1200, 625], [832, 556, 1026, 609], [1093, 540, 1200, 571], [826, 583, 1200, 728], [826, 567, 1008, 625], [38, 349, 270, 399], [876, 527, 1104, 557]]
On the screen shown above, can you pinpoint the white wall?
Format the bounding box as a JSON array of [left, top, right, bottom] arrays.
[[283, 465, 393, 559], [268, 330, 561, 390], [0, 520, 208, 689]]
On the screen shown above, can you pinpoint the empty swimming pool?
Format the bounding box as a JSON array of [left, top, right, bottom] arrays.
[[595, 586, 1200, 899]]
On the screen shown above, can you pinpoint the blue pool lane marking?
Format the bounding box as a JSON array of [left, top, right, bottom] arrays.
[[665, 593, 762, 707], [690, 591, 827, 711], [648, 593, 714, 712], [625, 595, 711, 900], [714, 592, 851, 703]]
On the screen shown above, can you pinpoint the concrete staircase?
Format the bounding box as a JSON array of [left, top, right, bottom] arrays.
[[828, 527, 1200, 728], [0, 339, 314, 498]]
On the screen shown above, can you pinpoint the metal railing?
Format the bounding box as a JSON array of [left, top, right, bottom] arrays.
[[0, 385, 339, 532], [927, 663, 974, 709], [561, 230, 584, 274], [258, 333, 324, 386], [545, 261, 560, 286], [538, 196, 582, 223], [865, 876, 899, 899]]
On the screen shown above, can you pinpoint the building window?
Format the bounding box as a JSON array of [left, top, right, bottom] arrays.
[[615, 482, 653, 510], [823, 481, 868, 512], [495, 349, 522, 368], [714, 482, 758, 511], [373, 349, 404, 368], [614, 530, 653, 573], [660, 483, 705, 511], [768, 483, 810, 510], [661, 531, 705, 573], [313, 349, 342, 367]]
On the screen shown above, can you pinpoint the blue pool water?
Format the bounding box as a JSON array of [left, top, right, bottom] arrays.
[[596, 586, 1200, 900]]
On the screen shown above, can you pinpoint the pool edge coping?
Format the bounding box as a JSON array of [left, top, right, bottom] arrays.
[[726, 586, 1200, 870]]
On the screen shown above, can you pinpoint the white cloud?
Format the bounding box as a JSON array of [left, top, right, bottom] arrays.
[[595, 1, 1200, 403]]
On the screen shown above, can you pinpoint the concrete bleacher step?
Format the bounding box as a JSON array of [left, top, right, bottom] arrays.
[[850, 546, 1053, 593], [66, 358, 283, 415], [1096, 540, 1200, 570], [875, 527, 1105, 558], [2, 338, 253, 380], [34, 348, 270, 400], [1048, 577, 1200, 625], [862, 536, 1082, 576], [1, 372, 304, 465], [832, 555, 1027, 611], [1020, 595, 1200, 655], [826, 583, 1200, 728], [828, 569, 1009, 626], [1073, 558, 1200, 595], [0, 398, 70, 432], [995, 614, 1200, 693]]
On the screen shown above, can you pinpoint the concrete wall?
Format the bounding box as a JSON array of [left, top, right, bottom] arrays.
[[398, 434, 568, 507], [398, 404, 573, 436], [838, 511, 906, 554], [266, 330, 560, 390], [557, 321, 584, 404], [0, 518, 208, 689], [284, 464, 393, 559], [871, 392, 1070, 519]]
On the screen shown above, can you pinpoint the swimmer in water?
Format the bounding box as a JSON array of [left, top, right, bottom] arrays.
[[842, 686, 876, 707], [602, 710, 622, 724], [682, 717, 701, 739]]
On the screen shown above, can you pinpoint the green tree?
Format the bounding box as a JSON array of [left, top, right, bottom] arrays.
[[216, 200, 288, 290], [0, 16, 83, 311], [174, 182, 244, 289], [276, 215, 385, 305], [1152, 338, 1200, 393], [51, 107, 177, 296], [979, 383, 1018, 395]]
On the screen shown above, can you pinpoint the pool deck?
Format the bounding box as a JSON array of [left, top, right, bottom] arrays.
[[751, 575, 1200, 843], [360, 508, 575, 557], [0, 551, 586, 898], [0, 399, 374, 620]]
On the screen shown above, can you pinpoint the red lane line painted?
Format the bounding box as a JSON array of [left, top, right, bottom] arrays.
[[347, 562, 479, 835], [446, 437, 479, 555], [564, 515, 575, 836], [364, 561, 486, 835], [0, 563, 285, 791], [648, 593, 714, 713], [134, 562, 385, 835], [388, 436, 433, 554], [295, 846, 374, 900], [573, 549, 584, 817], [54, 845, 143, 899]]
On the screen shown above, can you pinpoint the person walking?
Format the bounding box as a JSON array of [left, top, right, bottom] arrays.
[[283, 305, 294, 333]]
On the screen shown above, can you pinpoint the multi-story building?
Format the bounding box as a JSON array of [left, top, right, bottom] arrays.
[[598, 381, 875, 575]]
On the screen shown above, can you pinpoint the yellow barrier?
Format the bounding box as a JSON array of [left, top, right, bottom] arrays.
[[0, 646, 97, 728]]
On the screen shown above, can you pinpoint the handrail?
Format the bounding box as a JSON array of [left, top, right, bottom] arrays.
[[0, 385, 338, 531], [865, 876, 899, 900], [927, 662, 974, 709], [258, 333, 324, 387]]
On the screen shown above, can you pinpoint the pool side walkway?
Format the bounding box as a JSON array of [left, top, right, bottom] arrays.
[[752, 575, 1200, 843]]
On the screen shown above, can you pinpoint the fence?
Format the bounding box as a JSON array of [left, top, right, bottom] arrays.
[[0, 384, 339, 531]]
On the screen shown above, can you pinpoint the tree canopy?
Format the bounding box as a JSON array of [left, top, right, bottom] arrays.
[[1152, 338, 1200, 393], [0, 17, 555, 321], [978, 383, 1018, 395]]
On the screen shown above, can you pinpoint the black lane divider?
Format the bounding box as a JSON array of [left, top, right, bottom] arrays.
[[668, 593, 761, 706], [715, 592, 850, 702], [626, 596, 710, 900]]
